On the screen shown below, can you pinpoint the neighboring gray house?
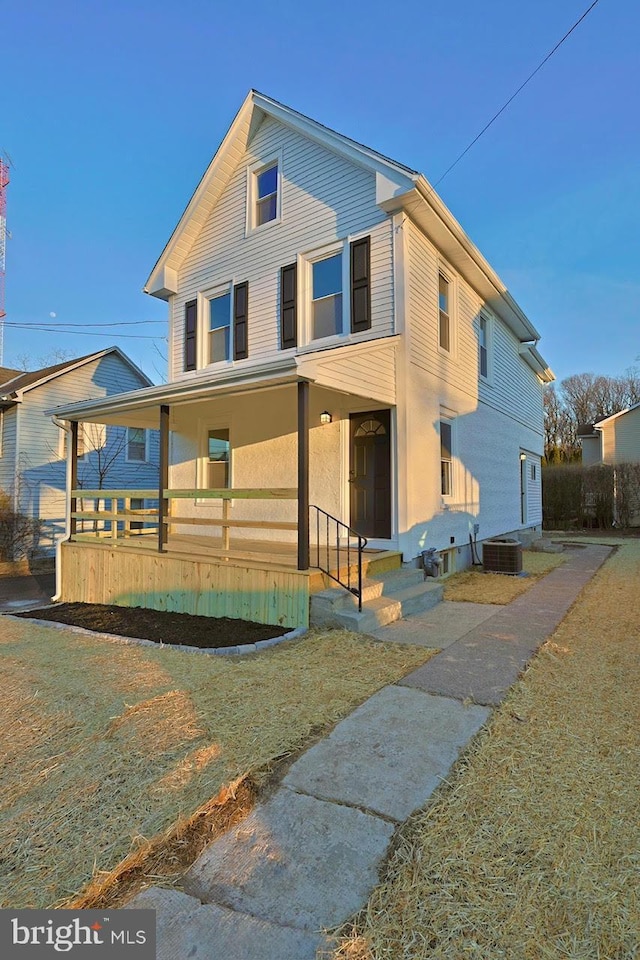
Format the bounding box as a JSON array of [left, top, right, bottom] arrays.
[[578, 404, 640, 526], [0, 348, 159, 555], [578, 404, 640, 467]]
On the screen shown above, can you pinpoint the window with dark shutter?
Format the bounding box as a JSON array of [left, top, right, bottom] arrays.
[[233, 282, 249, 360], [350, 236, 371, 332], [280, 263, 297, 349], [184, 299, 197, 371]]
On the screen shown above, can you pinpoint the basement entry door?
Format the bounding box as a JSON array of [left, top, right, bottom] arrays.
[[349, 410, 391, 539]]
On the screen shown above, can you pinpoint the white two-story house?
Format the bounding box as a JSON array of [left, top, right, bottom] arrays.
[[50, 91, 553, 627]]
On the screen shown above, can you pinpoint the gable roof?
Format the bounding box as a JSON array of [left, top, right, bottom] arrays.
[[591, 401, 640, 428], [0, 348, 152, 402], [143, 91, 544, 348]]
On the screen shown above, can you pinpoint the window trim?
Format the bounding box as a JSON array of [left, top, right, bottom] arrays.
[[126, 426, 148, 464], [437, 267, 456, 357], [439, 415, 456, 500], [478, 310, 493, 383], [300, 239, 350, 347], [199, 282, 234, 369], [246, 151, 282, 235], [197, 422, 232, 496]]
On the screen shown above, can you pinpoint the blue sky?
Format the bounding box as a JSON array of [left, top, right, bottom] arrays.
[[3, 0, 638, 385]]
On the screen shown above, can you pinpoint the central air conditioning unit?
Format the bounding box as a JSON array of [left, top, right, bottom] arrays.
[[482, 538, 523, 575]]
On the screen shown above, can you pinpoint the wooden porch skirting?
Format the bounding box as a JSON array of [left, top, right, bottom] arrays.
[[60, 540, 310, 629]]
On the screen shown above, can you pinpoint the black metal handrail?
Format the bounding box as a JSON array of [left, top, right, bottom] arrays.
[[310, 505, 368, 612]]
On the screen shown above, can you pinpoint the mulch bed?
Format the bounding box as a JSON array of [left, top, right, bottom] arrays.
[[16, 602, 290, 649]]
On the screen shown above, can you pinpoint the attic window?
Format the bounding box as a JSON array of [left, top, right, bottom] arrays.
[[247, 154, 282, 232], [256, 164, 278, 225]]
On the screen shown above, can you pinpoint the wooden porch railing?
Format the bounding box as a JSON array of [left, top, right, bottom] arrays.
[[70, 488, 298, 552]]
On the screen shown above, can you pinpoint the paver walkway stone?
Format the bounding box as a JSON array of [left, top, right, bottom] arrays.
[[283, 685, 489, 822], [127, 888, 328, 960], [401, 544, 611, 705], [183, 789, 395, 932]]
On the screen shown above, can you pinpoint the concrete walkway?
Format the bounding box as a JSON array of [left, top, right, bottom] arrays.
[[127, 543, 612, 959], [0, 570, 55, 613]]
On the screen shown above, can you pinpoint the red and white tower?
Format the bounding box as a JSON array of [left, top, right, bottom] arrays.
[[0, 156, 10, 363]]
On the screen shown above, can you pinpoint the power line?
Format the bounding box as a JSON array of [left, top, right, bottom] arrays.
[[433, 0, 602, 187], [4, 322, 164, 340], [10, 318, 164, 328]]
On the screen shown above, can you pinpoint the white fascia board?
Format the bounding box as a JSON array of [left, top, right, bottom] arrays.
[[381, 180, 541, 344], [253, 92, 419, 182], [144, 91, 256, 296], [45, 355, 304, 423], [519, 344, 555, 383]]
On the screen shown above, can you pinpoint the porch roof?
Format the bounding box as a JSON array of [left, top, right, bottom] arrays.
[[46, 357, 305, 428], [46, 339, 398, 428]]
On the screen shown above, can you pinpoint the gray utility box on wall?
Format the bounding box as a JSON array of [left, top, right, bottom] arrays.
[[482, 538, 523, 575]]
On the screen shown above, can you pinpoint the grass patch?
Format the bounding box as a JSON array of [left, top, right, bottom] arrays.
[[331, 540, 640, 959], [443, 550, 565, 604], [0, 622, 434, 909]]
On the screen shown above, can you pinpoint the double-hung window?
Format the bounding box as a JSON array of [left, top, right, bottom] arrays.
[[440, 419, 453, 497], [208, 291, 232, 364], [479, 315, 488, 379], [311, 252, 343, 340], [247, 155, 281, 232], [439, 272, 451, 352], [256, 164, 278, 226], [207, 429, 230, 489], [126, 427, 146, 462]]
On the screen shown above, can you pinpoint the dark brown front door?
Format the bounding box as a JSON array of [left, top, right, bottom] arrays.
[[349, 410, 391, 539]]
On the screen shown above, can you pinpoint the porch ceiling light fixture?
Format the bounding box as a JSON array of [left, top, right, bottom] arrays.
[[320, 410, 332, 425]]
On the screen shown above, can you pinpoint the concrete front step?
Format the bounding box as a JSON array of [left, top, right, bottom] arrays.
[[310, 567, 444, 632]]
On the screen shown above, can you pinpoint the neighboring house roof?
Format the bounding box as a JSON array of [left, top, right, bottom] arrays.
[[144, 90, 547, 351], [0, 366, 22, 382], [0, 348, 152, 404], [590, 401, 640, 428]]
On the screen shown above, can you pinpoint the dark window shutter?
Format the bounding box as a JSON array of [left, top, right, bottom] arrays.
[[233, 281, 249, 360], [350, 236, 371, 332], [280, 263, 297, 349], [184, 299, 197, 371]]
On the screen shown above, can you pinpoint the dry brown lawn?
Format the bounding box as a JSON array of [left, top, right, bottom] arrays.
[[443, 550, 566, 604], [331, 539, 640, 960], [0, 622, 434, 909]]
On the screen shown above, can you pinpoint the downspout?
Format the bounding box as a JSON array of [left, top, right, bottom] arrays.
[[51, 416, 71, 601]]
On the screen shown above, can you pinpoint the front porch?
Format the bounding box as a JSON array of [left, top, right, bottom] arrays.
[[50, 346, 401, 628], [59, 527, 401, 628]]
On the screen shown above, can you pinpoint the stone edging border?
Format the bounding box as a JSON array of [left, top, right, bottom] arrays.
[[2, 611, 308, 656]]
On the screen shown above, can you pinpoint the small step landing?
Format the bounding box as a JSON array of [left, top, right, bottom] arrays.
[[310, 566, 443, 633]]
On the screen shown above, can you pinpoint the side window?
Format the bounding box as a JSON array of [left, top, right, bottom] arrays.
[[127, 427, 146, 462], [438, 272, 451, 352], [440, 419, 453, 497], [479, 315, 488, 379]]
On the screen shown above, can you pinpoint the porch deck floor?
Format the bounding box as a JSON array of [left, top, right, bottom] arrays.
[[72, 531, 386, 573]]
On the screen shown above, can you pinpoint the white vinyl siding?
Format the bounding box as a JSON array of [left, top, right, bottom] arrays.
[[12, 354, 159, 553], [601, 407, 640, 465], [0, 407, 17, 491], [170, 115, 394, 378], [406, 218, 543, 436]]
